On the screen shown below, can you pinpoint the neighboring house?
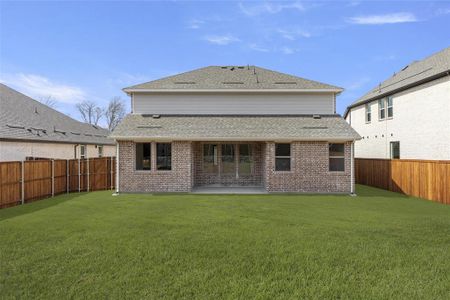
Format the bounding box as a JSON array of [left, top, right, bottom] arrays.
[[111, 66, 360, 193], [0, 84, 116, 161], [345, 47, 450, 160]]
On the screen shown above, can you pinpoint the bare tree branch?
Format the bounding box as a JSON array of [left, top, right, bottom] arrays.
[[105, 97, 126, 131], [76, 100, 103, 125], [39, 95, 57, 108]]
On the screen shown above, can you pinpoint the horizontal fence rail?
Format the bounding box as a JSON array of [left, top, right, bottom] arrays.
[[0, 157, 116, 209], [355, 158, 450, 205]]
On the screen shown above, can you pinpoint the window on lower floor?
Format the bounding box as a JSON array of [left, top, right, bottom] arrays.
[[98, 145, 103, 157], [157, 143, 171, 170], [275, 143, 291, 171], [329, 143, 345, 172], [80, 145, 86, 159], [390, 141, 400, 159], [136, 143, 151, 170], [221, 144, 235, 174], [239, 144, 252, 175], [203, 144, 218, 173]]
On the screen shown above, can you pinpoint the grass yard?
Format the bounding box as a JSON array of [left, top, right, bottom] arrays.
[[1, 185, 450, 299]]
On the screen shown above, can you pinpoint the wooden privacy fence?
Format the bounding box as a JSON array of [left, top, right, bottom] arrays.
[[355, 158, 450, 205], [0, 157, 116, 209]]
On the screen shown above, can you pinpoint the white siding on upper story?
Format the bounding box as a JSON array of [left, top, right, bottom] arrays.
[[132, 92, 335, 115], [347, 76, 450, 160]]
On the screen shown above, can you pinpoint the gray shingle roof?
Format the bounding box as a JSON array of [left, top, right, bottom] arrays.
[[123, 66, 342, 91], [0, 84, 115, 145], [347, 46, 450, 110], [111, 114, 360, 141]]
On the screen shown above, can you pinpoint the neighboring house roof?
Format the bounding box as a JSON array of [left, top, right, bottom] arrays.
[[345, 46, 450, 117], [123, 66, 343, 92], [0, 84, 115, 145], [111, 114, 360, 141]]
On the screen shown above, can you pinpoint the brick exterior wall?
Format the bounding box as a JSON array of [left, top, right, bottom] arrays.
[[193, 142, 263, 186], [118, 141, 193, 192], [264, 142, 352, 193], [118, 140, 353, 194]]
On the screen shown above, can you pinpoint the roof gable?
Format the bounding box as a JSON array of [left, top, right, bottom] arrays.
[[123, 66, 342, 91], [348, 46, 450, 110]]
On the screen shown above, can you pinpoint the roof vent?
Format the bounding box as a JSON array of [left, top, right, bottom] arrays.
[[230, 67, 235, 71], [174, 81, 195, 84], [34, 107, 38, 114], [222, 81, 244, 84], [313, 114, 321, 119], [221, 66, 227, 69], [152, 114, 160, 119], [275, 82, 297, 84]]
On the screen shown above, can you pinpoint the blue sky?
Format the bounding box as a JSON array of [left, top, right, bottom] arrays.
[[1, 1, 449, 125]]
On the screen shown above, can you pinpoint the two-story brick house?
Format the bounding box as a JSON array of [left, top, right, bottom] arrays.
[[111, 66, 360, 193]]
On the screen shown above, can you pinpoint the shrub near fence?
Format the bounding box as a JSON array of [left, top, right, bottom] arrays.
[[0, 157, 116, 209], [355, 158, 450, 205]]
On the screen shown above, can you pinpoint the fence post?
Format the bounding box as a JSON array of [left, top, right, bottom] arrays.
[[21, 161, 24, 205], [66, 160, 69, 194], [87, 157, 90, 192], [78, 159, 81, 192], [51, 160, 55, 197]]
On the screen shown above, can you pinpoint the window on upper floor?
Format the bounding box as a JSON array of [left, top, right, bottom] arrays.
[[387, 96, 394, 118], [378, 99, 386, 120], [365, 104, 371, 123]]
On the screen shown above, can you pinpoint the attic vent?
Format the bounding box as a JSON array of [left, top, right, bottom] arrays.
[[303, 126, 327, 129], [222, 81, 244, 84], [313, 114, 321, 119], [238, 66, 245, 69], [71, 132, 81, 135], [54, 128, 66, 134], [174, 81, 196, 84], [275, 82, 297, 84], [152, 114, 160, 119], [6, 124, 25, 129], [401, 65, 409, 71], [85, 133, 93, 136], [137, 125, 163, 129], [92, 125, 98, 129]]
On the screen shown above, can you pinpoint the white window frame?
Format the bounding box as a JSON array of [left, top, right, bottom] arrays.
[[387, 96, 393, 118], [80, 145, 86, 159], [390, 141, 400, 159], [365, 103, 371, 123], [378, 99, 386, 120], [98, 145, 103, 158]]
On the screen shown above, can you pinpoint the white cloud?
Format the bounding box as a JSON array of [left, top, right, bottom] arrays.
[[248, 43, 270, 52], [278, 28, 311, 40], [238, 1, 304, 16], [188, 19, 205, 29], [280, 46, 297, 55], [0, 73, 86, 104], [348, 12, 417, 25], [204, 34, 240, 45]]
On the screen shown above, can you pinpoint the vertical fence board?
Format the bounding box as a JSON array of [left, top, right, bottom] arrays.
[[355, 158, 450, 205], [0, 157, 116, 209]]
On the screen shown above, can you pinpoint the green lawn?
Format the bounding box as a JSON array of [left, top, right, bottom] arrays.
[[1, 185, 449, 299]]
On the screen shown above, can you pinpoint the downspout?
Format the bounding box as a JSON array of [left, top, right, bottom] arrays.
[[115, 141, 120, 194], [350, 141, 356, 195]]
